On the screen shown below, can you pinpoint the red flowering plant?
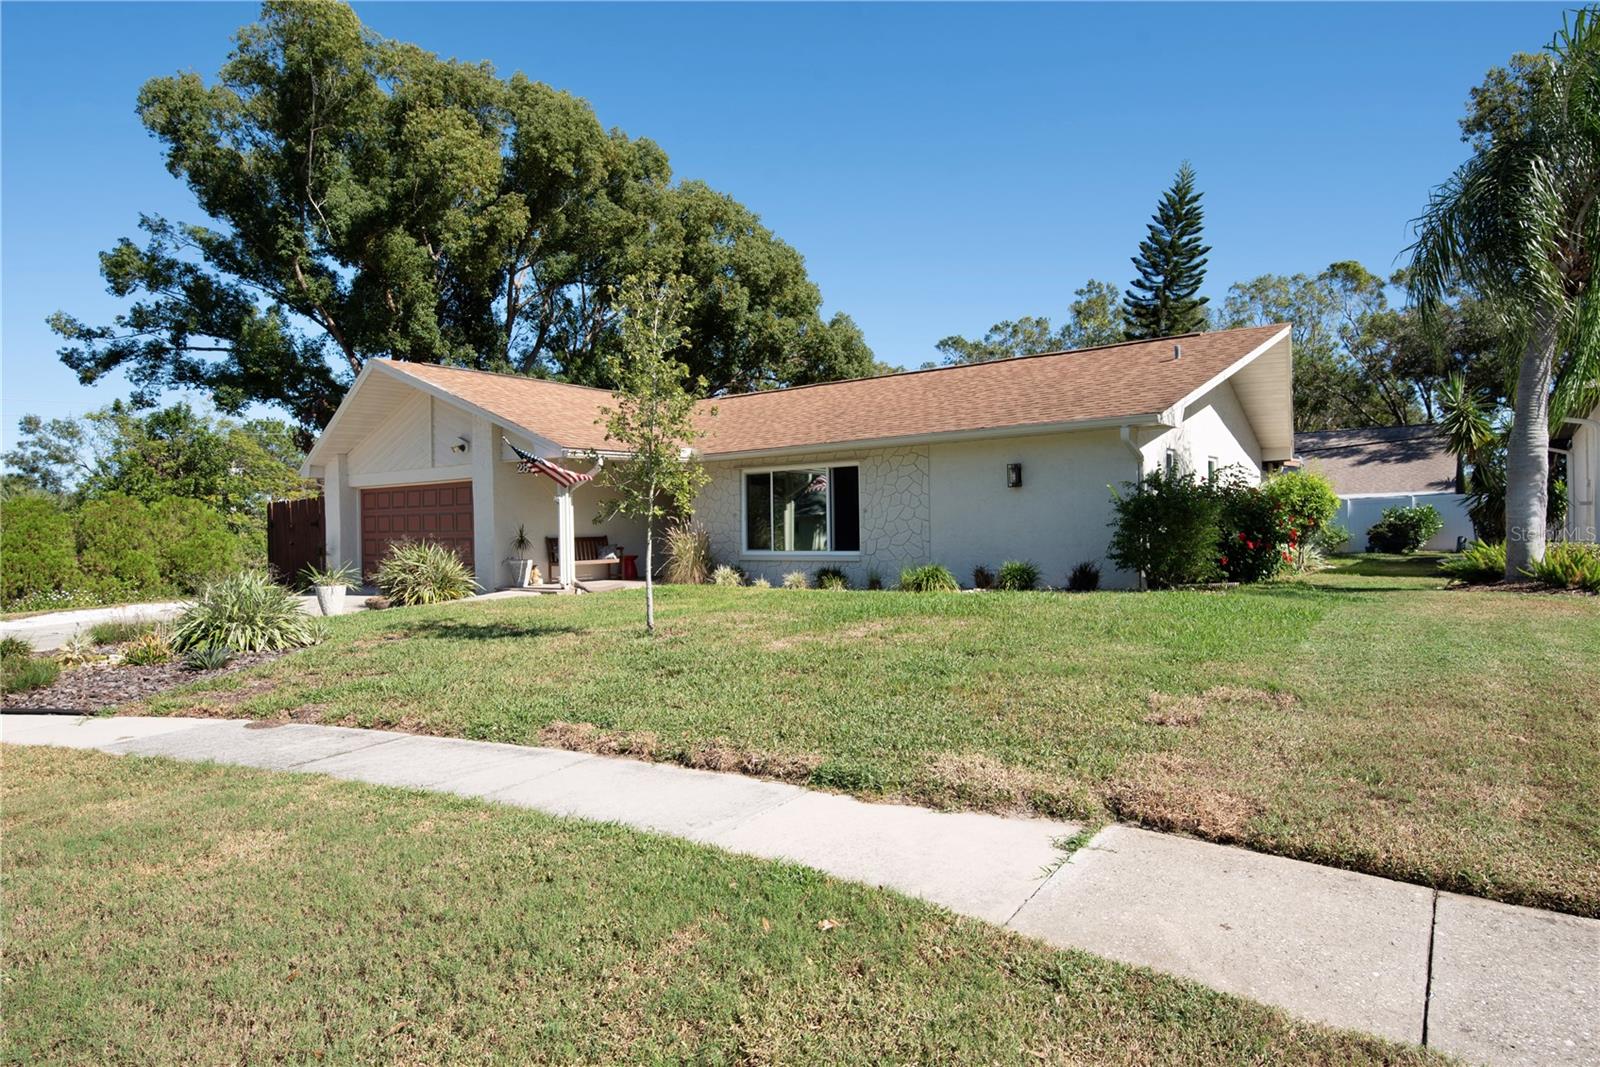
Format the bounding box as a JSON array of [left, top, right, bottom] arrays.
[[1217, 480, 1287, 583]]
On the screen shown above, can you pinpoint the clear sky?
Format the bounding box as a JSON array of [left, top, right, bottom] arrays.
[[0, 1, 1568, 449]]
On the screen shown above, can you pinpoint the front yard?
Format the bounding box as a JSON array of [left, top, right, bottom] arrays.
[[139, 555, 1600, 916], [1, 746, 1440, 1065]]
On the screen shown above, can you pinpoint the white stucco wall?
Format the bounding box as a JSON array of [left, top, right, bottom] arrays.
[[1142, 380, 1262, 484], [1566, 403, 1599, 542], [489, 449, 647, 588], [928, 428, 1143, 589]]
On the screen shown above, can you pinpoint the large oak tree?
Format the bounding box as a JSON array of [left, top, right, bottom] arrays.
[[50, 0, 873, 438]]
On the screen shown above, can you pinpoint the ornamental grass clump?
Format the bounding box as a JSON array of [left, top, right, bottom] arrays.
[[171, 571, 322, 653], [814, 567, 850, 590], [375, 541, 478, 606], [898, 564, 959, 592], [663, 522, 713, 584], [995, 560, 1041, 591], [782, 570, 810, 590], [121, 628, 175, 666], [711, 564, 744, 587]]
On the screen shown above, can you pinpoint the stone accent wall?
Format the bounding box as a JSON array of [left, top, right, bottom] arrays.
[[694, 446, 931, 586]]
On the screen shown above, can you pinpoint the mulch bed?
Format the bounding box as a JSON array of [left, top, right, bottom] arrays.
[[3, 652, 284, 714]]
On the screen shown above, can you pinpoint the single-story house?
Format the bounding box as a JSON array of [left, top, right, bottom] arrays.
[[1555, 399, 1600, 542], [301, 322, 1293, 591], [1294, 425, 1473, 551]]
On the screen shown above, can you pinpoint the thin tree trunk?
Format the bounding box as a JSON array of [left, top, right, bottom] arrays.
[[1505, 306, 1558, 579], [645, 477, 656, 633]]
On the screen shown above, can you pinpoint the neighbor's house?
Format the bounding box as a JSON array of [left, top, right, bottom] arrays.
[[1295, 425, 1472, 551], [1556, 399, 1600, 542], [301, 323, 1293, 591]]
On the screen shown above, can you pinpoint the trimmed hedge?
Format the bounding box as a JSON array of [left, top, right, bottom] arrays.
[[0, 496, 78, 603]]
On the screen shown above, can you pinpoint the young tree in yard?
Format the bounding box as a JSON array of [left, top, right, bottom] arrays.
[[1410, 11, 1600, 577], [594, 274, 710, 633], [1124, 163, 1212, 339]]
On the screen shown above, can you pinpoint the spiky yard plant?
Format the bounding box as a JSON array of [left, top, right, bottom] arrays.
[[374, 541, 478, 606], [172, 571, 322, 653]]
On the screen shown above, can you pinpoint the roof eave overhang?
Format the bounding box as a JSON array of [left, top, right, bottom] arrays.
[[694, 412, 1169, 462], [1171, 325, 1295, 462]]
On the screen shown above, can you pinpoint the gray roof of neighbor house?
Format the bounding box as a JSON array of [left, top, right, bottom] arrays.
[[1296, 425, 1459, 495]]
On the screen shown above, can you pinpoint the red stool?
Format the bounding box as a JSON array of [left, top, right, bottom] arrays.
[[621, 554, 639, 581]]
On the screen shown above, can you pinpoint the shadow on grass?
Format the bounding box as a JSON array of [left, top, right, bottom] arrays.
[[1325, 553, 1448, 578], [399, 619, 584, 642]]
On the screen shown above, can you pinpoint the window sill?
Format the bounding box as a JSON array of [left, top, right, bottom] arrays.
[[740, 551, 863, 561]]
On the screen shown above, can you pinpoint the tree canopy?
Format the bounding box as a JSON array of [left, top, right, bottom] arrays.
[[1123, 163, 1211, 339], [50, 0, 873, 438], [927, 280, 1123, 367]]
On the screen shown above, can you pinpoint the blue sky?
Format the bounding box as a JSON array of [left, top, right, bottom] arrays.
[[0, 1, 1567, 448]]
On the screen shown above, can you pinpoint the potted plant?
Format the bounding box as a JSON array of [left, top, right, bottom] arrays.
[[301, 562, 359, 616], [509, 524, 539, 587]]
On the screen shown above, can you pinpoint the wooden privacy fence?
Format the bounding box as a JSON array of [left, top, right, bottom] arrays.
[[267, 496, 325, 585]]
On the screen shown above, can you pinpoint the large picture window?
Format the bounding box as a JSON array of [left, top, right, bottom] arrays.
[[743, 465, 860, 554]]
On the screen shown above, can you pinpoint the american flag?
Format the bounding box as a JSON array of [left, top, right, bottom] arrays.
[[504, 438, 595, 489]]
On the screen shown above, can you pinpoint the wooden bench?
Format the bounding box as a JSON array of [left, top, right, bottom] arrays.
[[546, 536, 620, 582]]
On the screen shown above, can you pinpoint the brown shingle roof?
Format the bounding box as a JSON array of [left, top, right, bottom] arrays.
[[695, 325, 1288, 455], [1296, 425, 1460, 495], [382, 361, 624, 452], [379, 323, 1289, 457]]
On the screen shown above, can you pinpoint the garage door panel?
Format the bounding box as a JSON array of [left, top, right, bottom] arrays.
[[360, 481, 474, 580]]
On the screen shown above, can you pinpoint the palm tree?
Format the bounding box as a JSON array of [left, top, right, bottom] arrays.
[[1410, 10, 1600, 577]]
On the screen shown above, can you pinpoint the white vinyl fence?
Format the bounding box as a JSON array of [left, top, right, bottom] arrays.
[[1337, 492, 1474, 552]]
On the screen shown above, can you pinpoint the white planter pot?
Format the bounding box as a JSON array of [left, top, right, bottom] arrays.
[[314, 585, 346, 616]]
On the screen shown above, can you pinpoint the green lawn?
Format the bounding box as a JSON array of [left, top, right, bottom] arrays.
[[1, 746, 1441, 1065], [138, 555, 1600, 916]]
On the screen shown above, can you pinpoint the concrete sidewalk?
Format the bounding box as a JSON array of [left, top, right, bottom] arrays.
[[2, 714, 1594, 1066]]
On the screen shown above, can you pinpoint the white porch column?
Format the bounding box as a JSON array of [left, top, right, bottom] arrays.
[[324, 453, 361, 578], [556, 484, 576, 592], [470, 416, 500, 591]]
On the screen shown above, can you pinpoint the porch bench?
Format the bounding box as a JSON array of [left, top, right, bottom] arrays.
[[546, 536, 621, 582]]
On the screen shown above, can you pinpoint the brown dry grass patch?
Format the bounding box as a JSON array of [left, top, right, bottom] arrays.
[[537, 720, 821, 782], [1106, 754, 1264, 840], [1142, 685, 1297, 727]]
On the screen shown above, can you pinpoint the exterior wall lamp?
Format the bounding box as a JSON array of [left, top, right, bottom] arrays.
[[1006, 463, 1022, 488]]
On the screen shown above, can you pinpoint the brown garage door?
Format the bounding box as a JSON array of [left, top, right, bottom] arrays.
[[360, 481, 474, 580]]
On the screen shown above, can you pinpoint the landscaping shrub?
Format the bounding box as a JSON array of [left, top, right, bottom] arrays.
[[375, 541, 478, 606], [663, 521, 713, 584], [1523, 541, 1600, 592], [898, 564, 959, 592], [171, 571, 322, 652], [711, 564, 744, 587], [0, 495, 79, 605], [1217, 482, 1289, 583], [1366, 505, 1444, 553], [0, 636, 33, 660], [971, 565, 994, 590], [121, 628, 175, 666], [1263, 470, 1342, 571], [1067, 560, 1101, 592], [749, 576, 771, 589], [814, 566, 850, 590], [75, 493, 163, 598], [865, 570, 884, 591], [183, 644, 234, 672], [1440, 541, 1507, 584], [781, 570, 810, 590], [1313, 522, 1351, 554], [1107, 468, 1224, 588], [996, 560, 1041, 591], [150, 498, 239, 592]]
